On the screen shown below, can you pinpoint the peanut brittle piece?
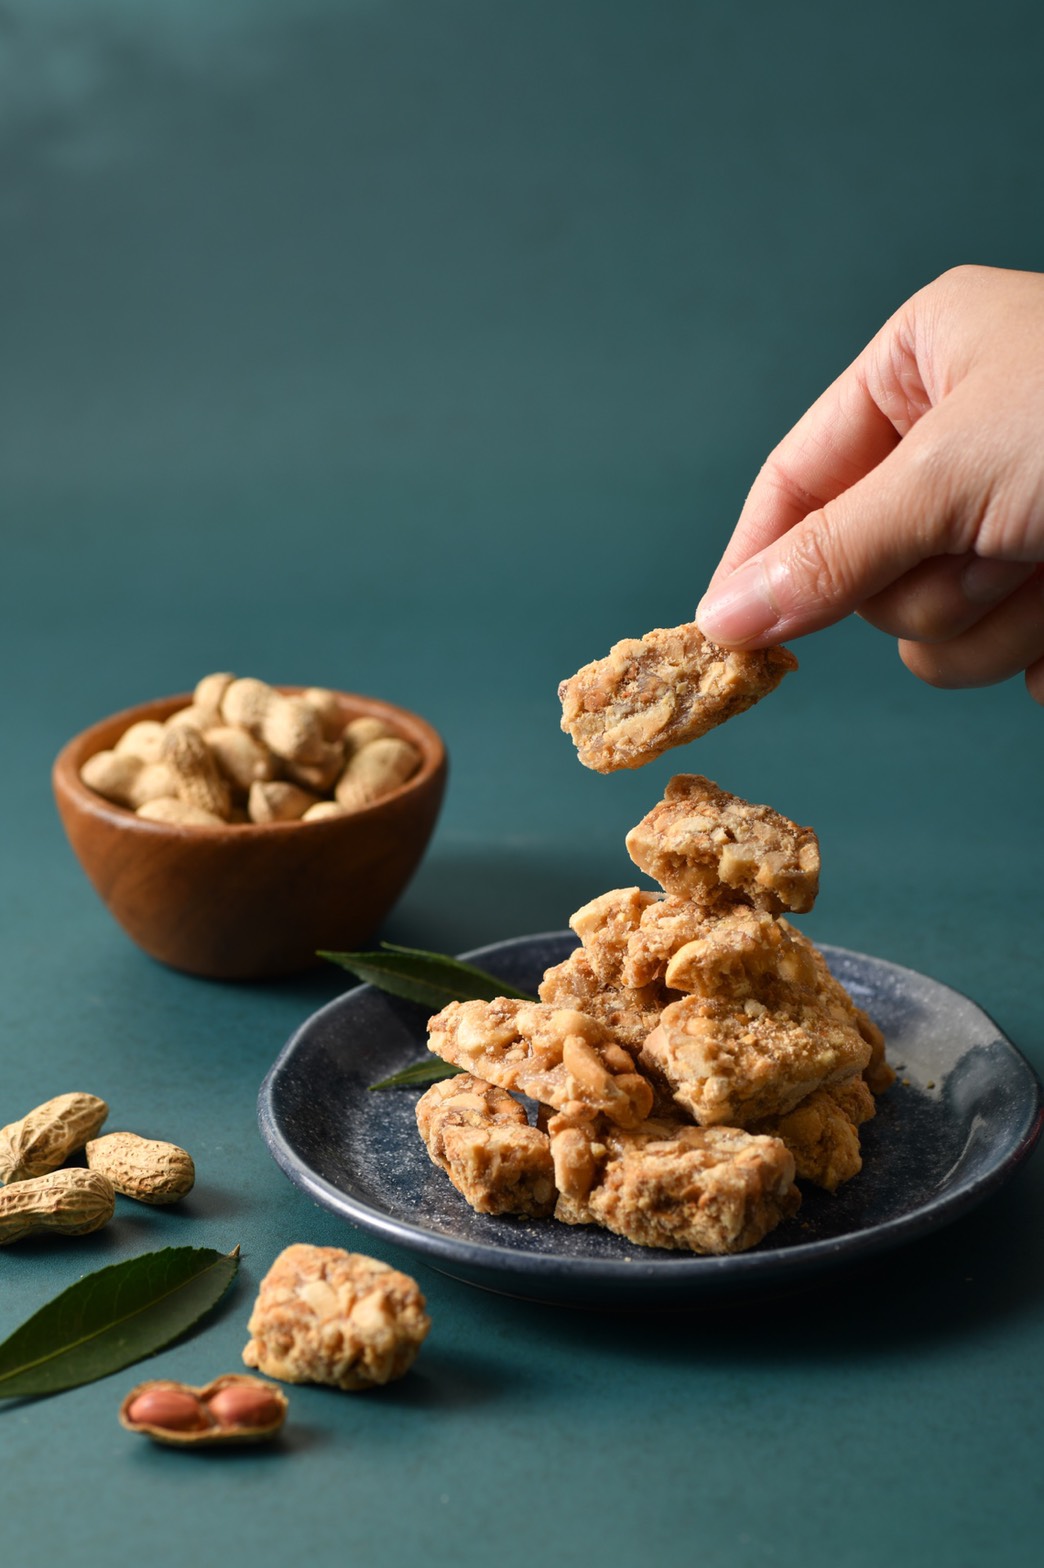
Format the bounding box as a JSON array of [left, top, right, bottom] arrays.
[[568, 887, 663, 987], [781, 922, 894, 1094], [558, 622, 797, 772], [752, 1077, 875, 1192], [415, 1074, 555, 1218], [626, 774, 820, 914], [549, 1113, 800, 1254], [427, 998, 654, 1128], [641, 976, 872, 1127], [538, 947, 677, 1053], [242, 1244, 430, 1390]]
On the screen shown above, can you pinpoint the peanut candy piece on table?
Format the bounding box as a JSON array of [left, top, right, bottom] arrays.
[[427, 998, 654, 1129], [752, 1077, 875, 1192], [558, 622, 798, 773], [626, 774, 821, 915], [641, 975, 872, 1127], [549, 1113, 800, 1254], [416, 1074, 556, 1218], [242, 1244, 430, 1390]]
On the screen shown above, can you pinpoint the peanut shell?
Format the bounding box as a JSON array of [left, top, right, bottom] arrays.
[[0, 1092, 109, 1184], [86, 1131, 195, 1205]]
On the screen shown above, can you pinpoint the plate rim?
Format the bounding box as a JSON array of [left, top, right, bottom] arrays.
[[257, 933, 1044, 1296]]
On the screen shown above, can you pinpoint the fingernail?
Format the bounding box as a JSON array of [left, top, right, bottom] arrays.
[[960, 557, 1034, 605], [696, 557, 780, 645]]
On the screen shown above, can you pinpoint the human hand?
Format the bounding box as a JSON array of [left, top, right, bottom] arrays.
[[695, 265, 1044, 705]]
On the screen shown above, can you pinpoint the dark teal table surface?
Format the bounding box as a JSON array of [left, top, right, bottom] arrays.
[[3, 5, 1044, 1565]]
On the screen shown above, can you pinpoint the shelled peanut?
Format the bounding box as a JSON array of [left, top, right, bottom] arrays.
[[120, 1375, 288, 1445], [80, 675, 423, 826]]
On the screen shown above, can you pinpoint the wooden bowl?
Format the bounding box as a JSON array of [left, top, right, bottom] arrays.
[[52, 690, 447, 980]]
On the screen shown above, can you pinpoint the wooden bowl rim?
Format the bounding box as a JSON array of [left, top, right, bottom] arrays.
[[52, 686, 447, 840]]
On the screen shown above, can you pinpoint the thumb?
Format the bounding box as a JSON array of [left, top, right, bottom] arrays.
[[696, 400, 983, 647]]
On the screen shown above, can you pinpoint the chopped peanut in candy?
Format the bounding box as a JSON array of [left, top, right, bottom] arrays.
[[242, 1244, 430, 1391], [626, 774, 821, 915], [416, 1074, 556, 1217], [641, 977, 872, 1128], [538, 947, 678, 1054], [427, 998, 654, 1129], [558, 622, 797, 773], [548, 1113, 801, 1254]]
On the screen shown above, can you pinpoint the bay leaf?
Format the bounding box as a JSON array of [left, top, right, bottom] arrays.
[[0, 1244, 239, 1401], [368, 1059, 463, 1091], [320, 941, 536, 1009]]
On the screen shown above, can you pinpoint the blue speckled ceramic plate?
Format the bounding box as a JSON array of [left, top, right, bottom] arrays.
[[257, 933, 1043, 1305]]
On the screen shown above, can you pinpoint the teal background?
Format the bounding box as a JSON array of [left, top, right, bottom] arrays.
[[2, 3, 1043, 1564]]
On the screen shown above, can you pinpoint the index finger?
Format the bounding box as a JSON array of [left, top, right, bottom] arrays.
[[705, 306, 923, 596]]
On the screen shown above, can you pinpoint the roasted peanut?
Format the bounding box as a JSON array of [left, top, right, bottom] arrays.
[[334, 736, 421, 811], [79, 676, 423, 829], [221, 678, 325, 764], [0, 1091, 109, 1184], [204, 725, 277, 792], [113, 720, 166, 763], [248, 780, 321, 823], [301, 687, 346, 741], [342, 714, 397, 757], [86, 1131, 195, 1205], [301, 800, 345, 822], [0, 1168, 115, 1244], [160, 725, 231, 820]]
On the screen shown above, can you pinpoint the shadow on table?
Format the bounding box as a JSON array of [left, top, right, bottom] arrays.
[[479, 1159, 1044, 1371]]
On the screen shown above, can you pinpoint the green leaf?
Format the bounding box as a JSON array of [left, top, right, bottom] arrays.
[[369, 1059, 463, 1091], [319, 941, 537, 1010], [0, 1245, 240, 1401]]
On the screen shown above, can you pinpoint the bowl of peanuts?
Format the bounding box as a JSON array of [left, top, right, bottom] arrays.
[[52, 675, 447, 980]]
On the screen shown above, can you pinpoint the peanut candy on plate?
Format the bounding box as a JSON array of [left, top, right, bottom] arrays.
[[752, 1077, 875, 1192], [242, 1243, 430, 1390], [626, 774, 821, 915], [568, 887, 664, 987], [416, 1074, 556, 1218], [558, 622, 797, 772], [537, 947, 678, 1054], [549, 1113, 800, 1254], [428, 998, 654, 1128], [641, 975, 872, 1127], [781, 924, 894, 1094]]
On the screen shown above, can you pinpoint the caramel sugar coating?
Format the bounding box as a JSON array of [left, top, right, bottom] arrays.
[[752, 1077, 875, 1193]]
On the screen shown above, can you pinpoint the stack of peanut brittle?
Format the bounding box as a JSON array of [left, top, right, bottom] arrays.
[[417, 623, 893, 1256]]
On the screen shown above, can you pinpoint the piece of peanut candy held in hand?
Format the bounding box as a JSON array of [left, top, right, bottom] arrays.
[[558, 622, 797, 772]]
